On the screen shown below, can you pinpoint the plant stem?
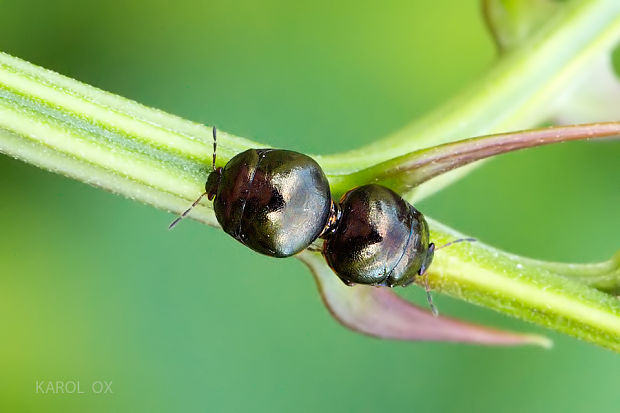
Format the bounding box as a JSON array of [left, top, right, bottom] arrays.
[[425, 221, 620, 351], [338, 123, 620, 194], [521, 252, 620, 295], [323, 0, 620, 199], [0, 0, 619, 351]]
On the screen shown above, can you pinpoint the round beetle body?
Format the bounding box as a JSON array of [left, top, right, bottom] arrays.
[[207, 149, 332, 257], [322, 184, 434, 287]]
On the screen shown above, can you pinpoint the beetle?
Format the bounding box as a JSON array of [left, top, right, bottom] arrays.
[[170, 127, 472, 313], [322, 184, 435, 288], [169, 127, 336, 257]]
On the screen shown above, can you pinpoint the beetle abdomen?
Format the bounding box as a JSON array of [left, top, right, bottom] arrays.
[[214, 149, 331, 257], [323, 184, 431, 286]]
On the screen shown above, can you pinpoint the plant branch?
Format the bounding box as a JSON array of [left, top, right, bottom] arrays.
[[1, 1, 619, 354], [341, 123, 620, 193], [424, 221, 620, 351], [323, 0, 620, 199]]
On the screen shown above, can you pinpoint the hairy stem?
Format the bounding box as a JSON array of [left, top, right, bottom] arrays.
[[1, 0, 619, 352], [425, 222, 620, 351]]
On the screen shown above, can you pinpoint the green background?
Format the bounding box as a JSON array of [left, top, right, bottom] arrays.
[[1, 1, 618, 412]]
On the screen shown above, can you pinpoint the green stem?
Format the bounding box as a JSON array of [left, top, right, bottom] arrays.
[[0, 51, 246, 226], [0, 0, 619, 351], [323, 0, 620, 198], [426, 221, 620, 351], [520, 251, 620, 295]]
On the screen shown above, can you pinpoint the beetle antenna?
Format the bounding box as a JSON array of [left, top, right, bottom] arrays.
[[423, 274, 439, 317], [168, 192, 208, 230], [212, 126, 217, 171], [436, 237, 476, 250]]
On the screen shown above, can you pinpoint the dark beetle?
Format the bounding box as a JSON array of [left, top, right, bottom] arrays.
[[170, 127, 442, 290], [206, 148, 333, 257], [322, 184, 434, 287], [170, 127, 335, 257]]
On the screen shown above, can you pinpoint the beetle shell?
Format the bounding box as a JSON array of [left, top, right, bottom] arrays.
[[323, 184, 431, 287], [212, 149, 332, 257]]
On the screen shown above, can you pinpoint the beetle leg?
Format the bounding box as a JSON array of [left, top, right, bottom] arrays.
[[418, 243, 435, 276]]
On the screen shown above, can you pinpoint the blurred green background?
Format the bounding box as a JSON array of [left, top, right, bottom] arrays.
[[1, 1, 619, 412]]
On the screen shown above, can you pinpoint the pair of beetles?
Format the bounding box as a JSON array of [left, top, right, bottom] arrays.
[[170, 127, 465, 298]]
